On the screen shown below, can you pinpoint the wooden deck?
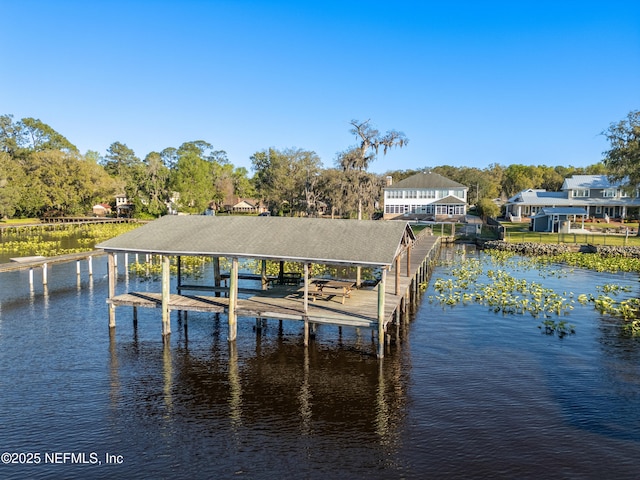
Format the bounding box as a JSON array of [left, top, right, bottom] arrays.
[[108, 233, 441, 331]]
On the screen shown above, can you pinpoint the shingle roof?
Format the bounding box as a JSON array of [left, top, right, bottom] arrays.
[[97, 215, 414, 267], [386, 171, 466, 189]]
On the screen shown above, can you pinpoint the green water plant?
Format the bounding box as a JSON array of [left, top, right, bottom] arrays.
[[429, 250, 640, 337]]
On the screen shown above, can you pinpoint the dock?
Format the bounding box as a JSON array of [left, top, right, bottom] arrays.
[[98, 215, 441, 358], [0, 251, 103, 286], [107, 231, 440, 355]]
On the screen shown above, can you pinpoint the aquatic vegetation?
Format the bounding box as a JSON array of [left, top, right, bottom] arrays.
[[128, 255, 208, 281], [539, 319, 576, 338], [429, 251, 640, 337], [0, 223, 142, 258]]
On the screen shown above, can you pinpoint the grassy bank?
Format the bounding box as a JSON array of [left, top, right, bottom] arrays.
[[501, 221, 640, 247]]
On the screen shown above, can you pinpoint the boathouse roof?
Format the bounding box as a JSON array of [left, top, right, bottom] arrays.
[[97, 215, 415, 267]]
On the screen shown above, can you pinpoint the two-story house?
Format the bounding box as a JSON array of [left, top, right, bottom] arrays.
[[383, 171, 468, 220], [504, 175, 640, 221]]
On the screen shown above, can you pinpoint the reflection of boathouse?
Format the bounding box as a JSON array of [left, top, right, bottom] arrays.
[[98, 216, 439, 358]]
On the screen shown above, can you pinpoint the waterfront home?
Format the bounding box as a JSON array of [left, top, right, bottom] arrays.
[[505, 175, 640, 222], [382, 171, 468, 220], [92, 203, 112, 216]]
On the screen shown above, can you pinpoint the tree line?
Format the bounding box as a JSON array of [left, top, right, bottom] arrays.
[[1, 112, 638, 220]]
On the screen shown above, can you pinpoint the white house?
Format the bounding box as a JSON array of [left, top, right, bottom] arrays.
[[383, 171, 468, 220]]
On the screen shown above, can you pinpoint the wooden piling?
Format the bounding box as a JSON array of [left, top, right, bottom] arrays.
[[161, 255, 171, 337], [227, 257, 238, 341], [108, 252, 116, 328], [378, 267, 387, 358]]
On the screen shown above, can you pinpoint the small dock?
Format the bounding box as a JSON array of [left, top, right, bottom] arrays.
[[0, 251, 103, 287]]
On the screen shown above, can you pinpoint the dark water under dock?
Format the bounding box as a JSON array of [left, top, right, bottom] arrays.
[[0, 248, 639, 479]]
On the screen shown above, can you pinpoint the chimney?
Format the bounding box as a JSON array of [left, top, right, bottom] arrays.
[[386, 175, 393, 186]]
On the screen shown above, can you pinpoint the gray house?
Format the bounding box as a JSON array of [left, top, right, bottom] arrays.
[[530, 207, 588, 233], [505, 175, 640, 221]]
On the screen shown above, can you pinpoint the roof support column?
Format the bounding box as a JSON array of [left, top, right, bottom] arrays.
[[228, 257, 238, 342], [176, 255, 182, 293], [303, 262, 309, 314], [213, 257, 221, 297], [377, 267, 387, 359], [406, 243, 412, 277], [261, 259, 268, 290], [395, 255, 400, 295], [161, 254, 171, 338]]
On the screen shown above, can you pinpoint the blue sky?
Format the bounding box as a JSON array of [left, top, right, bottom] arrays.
[[3, 0, 639, 174]]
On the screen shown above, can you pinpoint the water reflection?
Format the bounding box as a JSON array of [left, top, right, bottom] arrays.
[[228, 342, 242, 431], [3, 247, 640, 479]]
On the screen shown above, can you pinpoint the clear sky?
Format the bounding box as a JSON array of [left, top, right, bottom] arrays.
[[3, 0, 639, 174]]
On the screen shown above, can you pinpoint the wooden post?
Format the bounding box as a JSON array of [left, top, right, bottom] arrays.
[[176, 256, 182, 293], [228, 257, 238, 342], [88, 255, 93, 276], [213, 257, 221, 297], [303, 263, 309, 313], [303, 317, 309, 347], [278, 260, 284, 285], [406, 243, 412, 277], [378, 267, 387, 359], [108, 252, 116, 328], [161, 255, 171, 337], [76, 260, 81, 276], [395, 255, 400, 295], [42, 262, 48, 285], [261, 259, 268, 290], [29, 268, 34, 288]]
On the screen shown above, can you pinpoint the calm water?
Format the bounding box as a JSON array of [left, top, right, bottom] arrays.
[[0, 249, 639, 479]]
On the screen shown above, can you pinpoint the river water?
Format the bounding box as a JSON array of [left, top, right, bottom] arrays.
[[0, 248, 639, 479]]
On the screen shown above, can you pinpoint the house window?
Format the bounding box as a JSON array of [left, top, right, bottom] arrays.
[[596, 206, 602, 214], [603, 188, 617, 198], [406, 190, 417, 199], [620, 190, 629, 198], [572, 189, 589, 198], [386, 190, 403, 199]]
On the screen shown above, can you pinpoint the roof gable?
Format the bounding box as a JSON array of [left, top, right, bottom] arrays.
[[387, 171, 466, 190], [438, 195, 466, 204], [97, 216, 415, 267]]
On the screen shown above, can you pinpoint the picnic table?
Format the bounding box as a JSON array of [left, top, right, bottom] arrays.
[[305, 279, 355, 304]]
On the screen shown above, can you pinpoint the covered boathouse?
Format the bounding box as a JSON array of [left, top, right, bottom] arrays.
[[97, 215, 424, 358]]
